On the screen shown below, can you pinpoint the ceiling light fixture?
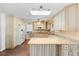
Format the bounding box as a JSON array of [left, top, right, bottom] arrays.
[[30, 10, 51, 15], [30, 5, 51, 15]]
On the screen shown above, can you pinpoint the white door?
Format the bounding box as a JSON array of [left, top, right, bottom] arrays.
[[17, 24, 25, 45]]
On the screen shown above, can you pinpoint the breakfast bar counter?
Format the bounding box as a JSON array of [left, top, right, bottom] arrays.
[[28, 36, 79, 44], [28, 36, 79, 56]]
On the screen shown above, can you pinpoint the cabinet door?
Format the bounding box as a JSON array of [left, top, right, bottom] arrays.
[[65, 7, 69, 31], [61, 45, 69, 56], [58, 13, 62, 30], [53, 16, 59, 31], [72, 45, 79, 56], [65, 4, 77, 31], [62, 45, 79, 56], [73, 51, 79, 56], [61, 10, 65, 30], [68, 4, 77, 31], [61, 45, 74, 56], [62, 50, 69, 56], [77, 4, 79, 31]]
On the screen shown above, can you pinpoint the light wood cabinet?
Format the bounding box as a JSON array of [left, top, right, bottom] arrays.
[[33, 19, 53, 31], [77, 4, 79, 31], [53, 9, 65, 31], [65, 6, 69, 31], [61, 45, 79, 56], [62, 4, 77, 32], [33, 20, 46, 30], [53, 4, 79, 32], [29, 44, 56, 56], [61, 4, 77, 32], [61, 10, 65, 30], [46, 19, 53, 30], [68, 4, 77, 31], [65, 4, 79, 32]]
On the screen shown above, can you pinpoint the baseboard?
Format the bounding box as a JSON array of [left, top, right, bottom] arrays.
[[0, 39, 27, 51], [0, 48, 6, 52]]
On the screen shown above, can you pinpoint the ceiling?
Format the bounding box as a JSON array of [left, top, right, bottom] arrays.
[[0, 3, 71, 20]]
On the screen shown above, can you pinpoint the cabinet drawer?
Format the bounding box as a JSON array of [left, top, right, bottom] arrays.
[[72, 45, 79, 50], [62, 50, 69, 56], [62, 45, 69, 50]]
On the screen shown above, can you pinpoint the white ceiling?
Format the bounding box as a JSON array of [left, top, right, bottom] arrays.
[[0, 3, 71, 20]]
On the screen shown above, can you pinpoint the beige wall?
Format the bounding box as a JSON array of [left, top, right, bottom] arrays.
[[53, 4, 79, 32], [6, 15, 26, 49], [6, 15, 14, 48]]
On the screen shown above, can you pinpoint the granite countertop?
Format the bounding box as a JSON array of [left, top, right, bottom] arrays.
[[28, 35, 79, 44], [55, 32, 79, 41]]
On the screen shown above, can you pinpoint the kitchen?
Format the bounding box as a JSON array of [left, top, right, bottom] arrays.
[[0, 3, 79, 56], [26, 4, 79, 56]]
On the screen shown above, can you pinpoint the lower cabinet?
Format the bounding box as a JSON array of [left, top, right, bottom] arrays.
[[29, 44, 79, 56], [29, 44, 56, 56], [61, 45, 79, 56]]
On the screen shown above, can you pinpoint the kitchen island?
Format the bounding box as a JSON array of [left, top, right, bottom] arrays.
[[28, 36, 79, 56]]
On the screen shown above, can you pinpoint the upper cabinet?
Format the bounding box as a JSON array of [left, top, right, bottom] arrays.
[[53, 4, 79, 32], [33, 20, 46, 30], [46, 19, 53, 30], [61, 10, 65, 31], [77, 4, 79, 31], [65, 4, 79, 32], [53, 9, 65, 32], [65, 6, 69, 31], [33, 19, 53, 32], [67, 4, 77, 31]]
